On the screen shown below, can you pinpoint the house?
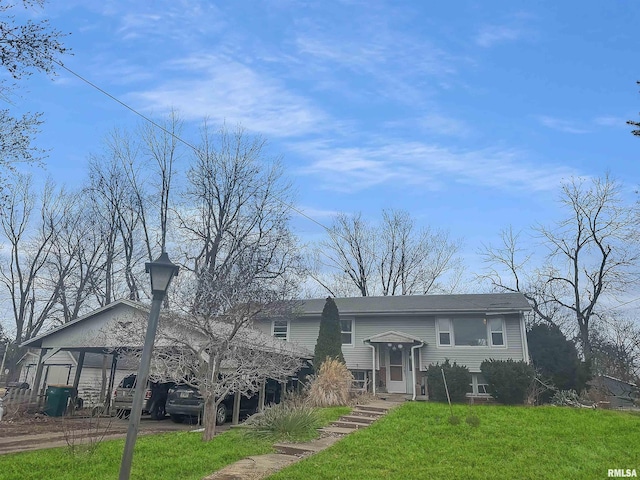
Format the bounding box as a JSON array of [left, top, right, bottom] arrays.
[[253, 293, 531, 399]]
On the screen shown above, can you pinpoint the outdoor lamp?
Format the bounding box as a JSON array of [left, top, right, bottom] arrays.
[[146, 252, 179, 295], [119, 251, 178, 480]]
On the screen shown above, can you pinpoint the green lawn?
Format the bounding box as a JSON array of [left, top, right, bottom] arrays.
[[269, 402, 640, 480], [0, 406, 349, 480]]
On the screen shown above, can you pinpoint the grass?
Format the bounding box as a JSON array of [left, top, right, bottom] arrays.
[[0, 406, 349, 480], [269, 402, 640, 480]]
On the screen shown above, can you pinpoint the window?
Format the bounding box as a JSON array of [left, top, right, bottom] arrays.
[[468, 374, 490, 396], [352, 371, 367, 391], [437, 318, 451, 346], [272, 319, 289, 340], [489, 318, 505, 346], [341, 319, 353, 345], [453, 318, 487, 346]]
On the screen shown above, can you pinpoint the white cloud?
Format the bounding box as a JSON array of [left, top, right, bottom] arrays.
[[419, 113, 469, 137], [475, 25, 524, 48], [127, 53, 330, 138], [536, 115, 589, 134], [593, 116, 627, 128], [293, 139, 577, 193]]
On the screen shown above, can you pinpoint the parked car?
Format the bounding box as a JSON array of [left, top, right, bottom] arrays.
[[166, 382, 282, 425], [112, 374, 174, 420]]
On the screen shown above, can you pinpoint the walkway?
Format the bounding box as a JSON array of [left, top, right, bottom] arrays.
[[204, 398, 402, 480]]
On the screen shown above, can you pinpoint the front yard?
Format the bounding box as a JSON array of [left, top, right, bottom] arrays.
[[270, 402, 640, 480]]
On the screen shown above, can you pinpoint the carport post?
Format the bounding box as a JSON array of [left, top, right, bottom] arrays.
[[258, 380, 266, 413], [232, 392, 241, 425], [29, 348, 48, 402], [105, 353, 118, 414], [70, 351, 85, 412], [119, 252, 178, 480]]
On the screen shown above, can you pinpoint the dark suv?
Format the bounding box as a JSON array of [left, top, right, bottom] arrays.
[[166, 382, 281, 425], [112, 374, 174, 420]]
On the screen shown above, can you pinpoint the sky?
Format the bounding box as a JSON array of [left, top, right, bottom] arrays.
[[10, 0, 640, 285]]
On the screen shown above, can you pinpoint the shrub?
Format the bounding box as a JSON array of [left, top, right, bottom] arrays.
[[306, 358, 354, 407], [480, 359, 535, 405], [425, 360, 471, 403], [243, 402, 320, 442]]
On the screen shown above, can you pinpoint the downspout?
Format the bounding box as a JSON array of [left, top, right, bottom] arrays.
[[519, 311, 530, 363], [366, 341, 376, 396], [411, 342, 424, 401]]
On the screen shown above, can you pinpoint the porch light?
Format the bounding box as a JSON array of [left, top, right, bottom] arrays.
[[398, 344, 403, 349], [387, 343, 393, 347]]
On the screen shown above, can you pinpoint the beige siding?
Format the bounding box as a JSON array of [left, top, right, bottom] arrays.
[[420, 314, 525, 372], [256, 312, 527, 374]]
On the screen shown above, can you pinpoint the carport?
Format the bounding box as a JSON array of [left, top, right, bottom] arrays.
[[20, 299, 312, 422]]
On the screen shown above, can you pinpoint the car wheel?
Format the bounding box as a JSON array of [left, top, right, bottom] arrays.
[[215, 403, 227, 425], [170, 414, 184, 423], [150, 401, 166, 420]]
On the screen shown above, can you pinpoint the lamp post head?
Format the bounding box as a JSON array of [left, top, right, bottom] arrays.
[[145, 252, 179, 295]]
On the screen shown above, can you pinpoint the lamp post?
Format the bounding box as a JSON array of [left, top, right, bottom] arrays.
[[119, 252, 178, 480]]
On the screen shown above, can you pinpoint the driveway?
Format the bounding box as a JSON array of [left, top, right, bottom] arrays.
[[0, 415, 231, 455]]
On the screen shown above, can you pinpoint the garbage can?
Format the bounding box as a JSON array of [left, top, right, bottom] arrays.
[[45, 385, 75, 417]]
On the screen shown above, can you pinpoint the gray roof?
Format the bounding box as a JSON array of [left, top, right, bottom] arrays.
[[293, 293, 531, 317]]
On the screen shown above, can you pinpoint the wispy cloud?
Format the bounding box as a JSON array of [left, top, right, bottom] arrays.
[[475, 25, 524, 48], [419, 113, 470, 137], [536, 115, 589, 134], [293, 139, 576, 193], [127, 53, 331, 138], [593, 115, 628, 128]]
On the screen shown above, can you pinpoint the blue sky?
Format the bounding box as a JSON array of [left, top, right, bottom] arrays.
[[14, 0, 640, 272]]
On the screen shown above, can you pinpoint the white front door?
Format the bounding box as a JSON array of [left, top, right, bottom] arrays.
[[386, 347, 406, 393]]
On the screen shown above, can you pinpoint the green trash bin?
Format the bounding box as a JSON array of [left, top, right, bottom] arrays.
[[45, 385, 75, 417]]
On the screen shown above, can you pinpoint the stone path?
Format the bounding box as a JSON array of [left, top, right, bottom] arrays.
[[203, 399, 401, 480]]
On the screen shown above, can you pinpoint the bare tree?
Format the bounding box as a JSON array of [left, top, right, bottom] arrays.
[[313, 209, 463, 297], [0, 175, 69, 379], [480, 175, 639, 362]]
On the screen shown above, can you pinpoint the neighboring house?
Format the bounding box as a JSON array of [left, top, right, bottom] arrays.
[[18, 350, 137, 407], [254, 293, 532, 400], [588, 375, 639, 409]]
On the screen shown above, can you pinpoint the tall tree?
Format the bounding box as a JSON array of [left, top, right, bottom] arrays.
[[313, 209, 463, 297], [0, 0, 68, 183], [313, 297, 345, 370], [480, 175, 639, 363]]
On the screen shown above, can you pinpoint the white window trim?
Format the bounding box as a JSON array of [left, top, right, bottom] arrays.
[[437, 317, 508, 349], [466, 373, 492, 397], [271, 319, 290, 342], [436, 317, 452, 347], [341, 317, 354, 347], [487, 316, 507, 349]]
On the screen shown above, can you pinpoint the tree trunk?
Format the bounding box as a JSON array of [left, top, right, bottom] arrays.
[[202, 394, 217, 441]]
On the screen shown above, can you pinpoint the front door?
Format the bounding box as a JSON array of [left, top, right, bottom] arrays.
[[386, 347, 405, 393]]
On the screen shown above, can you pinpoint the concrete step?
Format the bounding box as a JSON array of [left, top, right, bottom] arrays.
[[350, 409, 383, 418], [331, 419, 371, 429], [273, 436, 340, 456], [339, 415, 375, 424], [355, 405, 392, 413], [319, 426, 357, 435]]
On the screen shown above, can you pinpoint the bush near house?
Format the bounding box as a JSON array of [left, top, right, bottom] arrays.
[[307, 357, 354, 407], [481, 359, 535, 405], [425, 359, 471, 402]]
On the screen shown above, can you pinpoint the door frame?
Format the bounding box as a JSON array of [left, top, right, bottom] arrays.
[[385, 346, 407, 393]]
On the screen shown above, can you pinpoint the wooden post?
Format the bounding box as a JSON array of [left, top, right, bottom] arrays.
[[70, 351, 86, 412], [258, 380, 266, 413], [30, 349, 48, 404], [105, 353, 118, 414], [232, 392, 241, 425]]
